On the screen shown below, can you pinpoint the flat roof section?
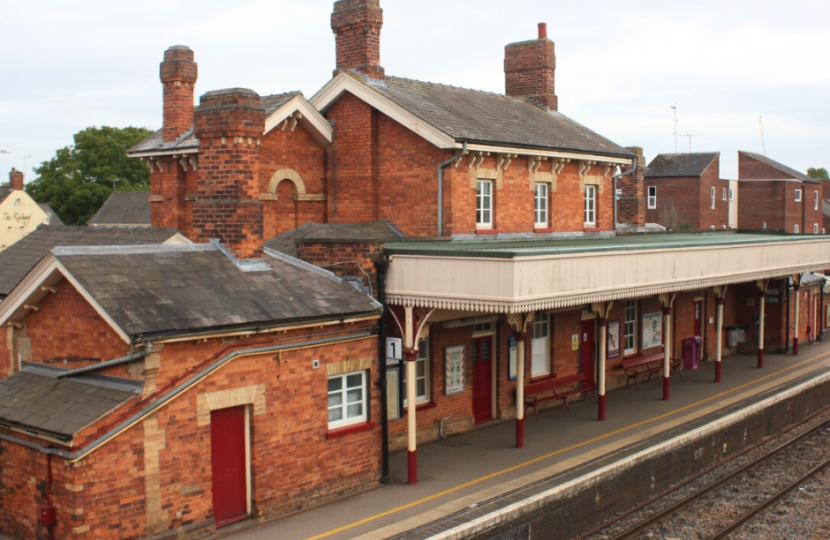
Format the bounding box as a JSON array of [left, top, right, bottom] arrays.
[[384, 231, 830, 259]]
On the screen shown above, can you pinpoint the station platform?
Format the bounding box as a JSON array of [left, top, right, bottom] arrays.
[[225, 342, 830, 540]]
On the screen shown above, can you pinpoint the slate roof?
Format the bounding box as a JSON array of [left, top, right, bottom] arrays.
[[645, 153, 720, 178], [53, 244, 381, 338], [0, 363, 142, 441], [261, 91, 301, 116], [128, 92, 301, 156], [0, 185, 10, 204], [0, 225, 181, 297], [88, 191, 151, 226], [740, 151, 816, 183], [38, 203, 63, 225], [264, 221, 404, 257], [367, 76, 633, 158]]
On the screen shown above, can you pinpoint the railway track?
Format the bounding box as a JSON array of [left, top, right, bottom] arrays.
[[581, 407, 830, 540]]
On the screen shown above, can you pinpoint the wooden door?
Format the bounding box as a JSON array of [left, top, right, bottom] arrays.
[[581, 319, 596, 381], [472, 336, 493, 424], [694, 300, 703, 338], [211, 406, 248, 528]]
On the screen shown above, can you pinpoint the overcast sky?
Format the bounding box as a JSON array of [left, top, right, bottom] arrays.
[[1, 0, 828, 183]]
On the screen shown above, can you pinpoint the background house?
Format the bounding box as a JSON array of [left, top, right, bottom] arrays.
[[0, 169, 61, 251]]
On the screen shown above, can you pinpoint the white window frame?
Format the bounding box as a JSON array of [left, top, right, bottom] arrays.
[[815, 191, 819, 211], [584, 185, 596, 227], [795, 189, 802, 202], [647, 186, 657, 209], [327, 370, 368, 429], [624, 300, 637, 355], [534, 183, 549, 228], [476, 180, 493, 229], [722, 187, 727, 201], [814, 223, 819, 234], [710, 187, 715, 209], [729, 188, 734, 201], [403, 338, 430, 406], [794, 224, 800, 234], [531, 311, 550, 377]]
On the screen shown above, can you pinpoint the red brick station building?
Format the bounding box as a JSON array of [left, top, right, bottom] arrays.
[[2, 2, 830, 539]]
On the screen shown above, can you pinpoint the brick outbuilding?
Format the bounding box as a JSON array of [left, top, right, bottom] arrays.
[[737, 151, 824, 234], [643, 152, 729, 231]]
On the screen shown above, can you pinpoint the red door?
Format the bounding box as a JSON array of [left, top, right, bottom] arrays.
[[581, 319, 596, 381], [211, 406, 248, 528], [472, 336, 493, 424], [694, 300, 703, 338]]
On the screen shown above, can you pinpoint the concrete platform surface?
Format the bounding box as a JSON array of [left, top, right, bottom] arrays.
[[221, 342, 830, 540]]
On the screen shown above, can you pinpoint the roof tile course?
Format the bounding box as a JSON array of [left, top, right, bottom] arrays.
[[88, 192, 151, 226], [0, 225, 181, 297], [370, 76, 633, 157], [645, 153, 719, 178]]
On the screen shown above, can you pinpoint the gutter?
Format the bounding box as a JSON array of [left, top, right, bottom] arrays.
[[438, 143, 468, 236], [55, 347, 152, 379]]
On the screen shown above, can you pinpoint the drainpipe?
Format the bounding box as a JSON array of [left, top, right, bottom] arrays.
[[55, 346, 152, 379], [375, 260, 390, 484], [613, 155, 639, 230], [785, 278, 791, 353], [437, 143, 468, 237], [42, 452, 57, 540]]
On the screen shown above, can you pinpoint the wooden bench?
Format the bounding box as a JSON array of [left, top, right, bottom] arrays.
[[523, 373, 597, 421], [621, 353, 683, 390]]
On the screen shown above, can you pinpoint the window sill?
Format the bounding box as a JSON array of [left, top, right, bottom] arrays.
[[529, 373, 556, 384], [475, 229, 500, 235], [534, 227, 554, 233], [404, 401, 437, 412], [326, 421, 376, 439]]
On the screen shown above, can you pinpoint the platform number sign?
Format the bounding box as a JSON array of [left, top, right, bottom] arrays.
[[386, 337, 403, 365]]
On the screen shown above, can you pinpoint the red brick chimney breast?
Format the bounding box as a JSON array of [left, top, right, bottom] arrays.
[[504, 24, 558, 111], [193, 88, 265, 259], [160, 45, 198, 143], [8, 168, 24, 191], [331, 0, 385, 79]]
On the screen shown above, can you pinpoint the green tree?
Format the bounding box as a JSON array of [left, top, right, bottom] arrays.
[[807, 167, 829, 180], [26, 126, 154, 225]]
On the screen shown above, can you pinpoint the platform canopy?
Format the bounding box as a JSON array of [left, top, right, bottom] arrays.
[[383, 233, 830, 313]]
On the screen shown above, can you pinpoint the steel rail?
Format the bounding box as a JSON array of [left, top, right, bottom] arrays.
[[595, 417, 830, 540], [708, 452, 830, 539]]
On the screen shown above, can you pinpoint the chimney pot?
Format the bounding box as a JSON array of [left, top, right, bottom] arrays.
[[160, 45, 198, 143], [538, 23, 547, 39]]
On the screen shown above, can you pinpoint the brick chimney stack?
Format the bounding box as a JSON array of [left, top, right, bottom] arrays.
[[193, 88, 265, 259], [504, 23, 558, 111], [8, 168, 24, 191], [331, 0, 385, 79], [160, 45, 198, 143]]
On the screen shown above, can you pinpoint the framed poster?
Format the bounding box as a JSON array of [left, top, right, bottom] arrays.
[[386, 367, 400, 420], [508, 335, 517, 381], [445, 345, 465, 395], [607, 318, 621, 359], [642, 312, 663, 349]]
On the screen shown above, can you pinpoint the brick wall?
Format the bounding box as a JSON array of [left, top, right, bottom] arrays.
[[645, 158, 727, 231], [259, 123, 328, 240], [618, 147, 646, 227], [738, 180, 786, 230], [295, 241, 383, 295], [698, 156, 728, 229], [331, 0, 384, 79]]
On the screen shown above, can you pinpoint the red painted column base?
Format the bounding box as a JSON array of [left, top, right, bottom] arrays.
[[758, 348, 765, 368], [715, 361, 722, 383], [598, 394, 606, 421], [662, 376, 670, 401], [407, 450, 417, 485], [793, 338, 799, 356], [516, 417, 525, 449]]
